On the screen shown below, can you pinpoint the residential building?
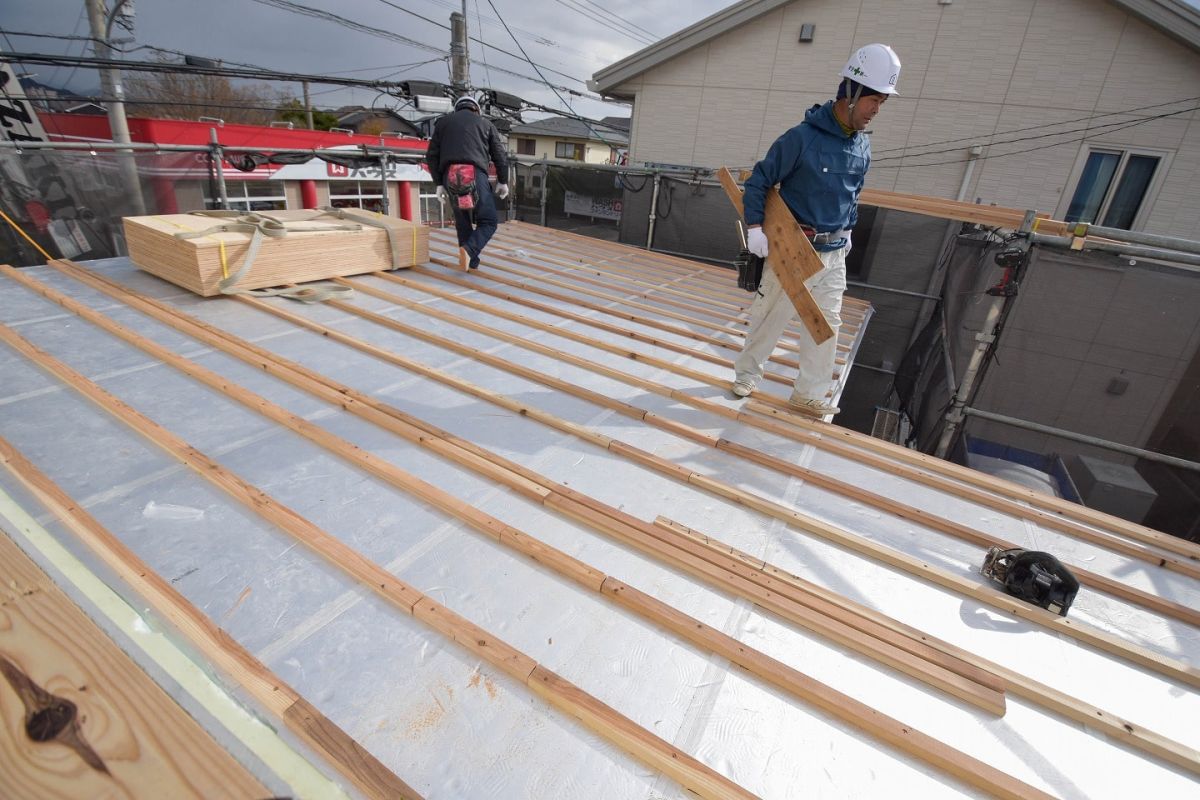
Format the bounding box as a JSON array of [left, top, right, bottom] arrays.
[[508, 115, 629, 165], [590, 0, 1200, 535]]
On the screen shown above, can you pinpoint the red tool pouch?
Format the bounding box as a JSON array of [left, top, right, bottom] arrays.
[[445, 164, 477, 211]]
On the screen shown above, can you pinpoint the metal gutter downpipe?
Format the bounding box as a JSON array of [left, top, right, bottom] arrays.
[[961, 407, 1200, 473], [646, 172, 662, 249]]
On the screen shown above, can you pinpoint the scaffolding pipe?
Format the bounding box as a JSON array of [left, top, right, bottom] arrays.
[[962, 407, 1200, 473], [539, 163, 548, 227], [209, 128, 229, 210], [0, 141, 425, 158], [1030, 232, 1200, 269], [646, 173, 662, 250], [1070, 223, 1200, 257], [934, 295, 1004, 458]]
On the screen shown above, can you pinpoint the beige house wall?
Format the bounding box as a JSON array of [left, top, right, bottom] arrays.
[[510, 134, 617, 165], [611, 0, 1200, 237]]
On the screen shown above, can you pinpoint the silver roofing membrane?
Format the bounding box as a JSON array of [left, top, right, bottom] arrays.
[[1, 224, 1197, 799]]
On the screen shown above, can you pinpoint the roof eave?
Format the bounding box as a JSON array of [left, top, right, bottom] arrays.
[[1109, 0, 1200, 52], [590, 0, 793, 94]]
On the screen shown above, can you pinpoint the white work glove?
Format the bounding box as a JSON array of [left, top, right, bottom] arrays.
[[496, 183, 510, 200], [747, 226, 769, 258], [435, 185, 447, 203], [841, 229, 852, 254]]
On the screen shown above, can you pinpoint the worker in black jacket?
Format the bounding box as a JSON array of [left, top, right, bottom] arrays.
[[425, 95, 510, 270]]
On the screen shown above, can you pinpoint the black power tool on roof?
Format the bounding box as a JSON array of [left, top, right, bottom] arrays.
[[980, 547, 1080, 616]]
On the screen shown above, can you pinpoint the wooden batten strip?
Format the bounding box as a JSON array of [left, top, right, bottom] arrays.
[[430, 237, 833, 357], [465, 237, 763, 328], [394, 244, 1197, 568], [0, 438, 420, 798], [455, 226, 865, 348], [42, 260, 1200, 771], [429, 235, 826, 353], [425, 243, 815, 359], [338, 272, 1200, 626], [489, 226, 759, 313], [44, 262, 997, 714], [742, 401, 1200, 562], [654, 516, 1200, 776], [5, 272, 1046, 799], [0, 316, 752, 800]]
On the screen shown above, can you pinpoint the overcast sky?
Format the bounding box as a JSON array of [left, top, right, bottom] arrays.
[[2, 0, 734, 121]]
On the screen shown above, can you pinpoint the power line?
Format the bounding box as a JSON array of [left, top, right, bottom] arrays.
[[473, 0, 494, 88], [550, 0, 654, 46], [872, 106, 1199, 169], [484, 0, 621, 148], [873, 96, 1200, 158], [373, 0, 587, 86], [1, 51, 410, 91], [246, 0, 598, 96], [412, 0, 609, 64], [572, 0, 661, 41]]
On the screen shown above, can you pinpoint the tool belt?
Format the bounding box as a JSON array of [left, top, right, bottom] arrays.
[[799, 225, 841, 245]]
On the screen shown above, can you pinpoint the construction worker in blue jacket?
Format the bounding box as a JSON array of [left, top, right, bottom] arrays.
[[732, 43, 900, 418]]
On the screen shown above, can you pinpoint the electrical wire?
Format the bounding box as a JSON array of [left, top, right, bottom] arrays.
[[872, 106, 1199, 169], [873, 104, 1200, 164], [872, 95, 1200, 157], [571, 0, 660, 41], [484, 0, 624, 146], [373, 0, 585, 86], [550, 0, 655, 46], [473, 0, 494, 89]]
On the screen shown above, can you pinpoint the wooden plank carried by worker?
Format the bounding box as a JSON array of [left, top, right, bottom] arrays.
[[716, 167, 834, 344], [124, 209, 428, 296]]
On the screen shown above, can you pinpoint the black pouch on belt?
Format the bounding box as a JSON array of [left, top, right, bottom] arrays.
[[735, 249, 764, 292]]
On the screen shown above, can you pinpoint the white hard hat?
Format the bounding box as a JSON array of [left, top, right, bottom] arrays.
[[454, 95, 480, 111], [840, 43, 901, 95]]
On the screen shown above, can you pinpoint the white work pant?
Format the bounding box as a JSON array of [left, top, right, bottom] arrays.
[[733, 247, 846, 399]]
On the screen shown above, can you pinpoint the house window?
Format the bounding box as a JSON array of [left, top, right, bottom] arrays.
[[205, 180, 287, 211], [555, 141, 584, 161], [329, 180, 385, 213], [516, 138, 536, 156], [1064, 148, 1163, 230]]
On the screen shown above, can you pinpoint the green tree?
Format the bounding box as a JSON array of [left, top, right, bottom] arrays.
[[276, 99, 339, 131]]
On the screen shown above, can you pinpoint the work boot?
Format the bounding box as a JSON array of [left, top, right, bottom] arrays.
[[458, 246, 471, 271], [731, 379, 755, 398], [469, 254, 480, 270], [788, 395, 840, 417]]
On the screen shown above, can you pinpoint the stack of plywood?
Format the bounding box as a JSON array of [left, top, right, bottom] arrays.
[[124, 209, 428, 297]]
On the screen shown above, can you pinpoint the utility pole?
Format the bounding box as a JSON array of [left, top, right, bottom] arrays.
[[85, 0, 146, 215], [449, 4, 470, 95], [302, 80, 314, 130]]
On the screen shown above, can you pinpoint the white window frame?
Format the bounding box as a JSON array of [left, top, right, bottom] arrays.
[[1056, 144, 1173, 231], [205, 180, 287, 212], [328, 180, 386, 212]]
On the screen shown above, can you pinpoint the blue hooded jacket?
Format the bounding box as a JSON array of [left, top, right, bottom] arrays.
[[742, 101, 870, 252]]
